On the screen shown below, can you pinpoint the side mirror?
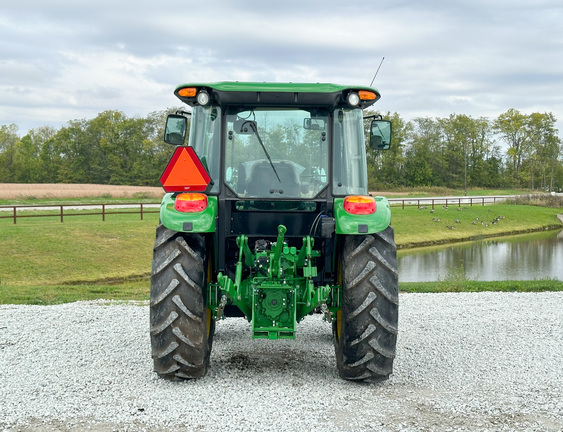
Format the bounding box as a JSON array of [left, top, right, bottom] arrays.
[[369, 119, 392, 150], [303, 118, 326, 130], [164, 114, 188, 145]]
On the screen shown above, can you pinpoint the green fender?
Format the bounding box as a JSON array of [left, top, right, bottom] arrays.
[[334, 196, 392, 235], [160, 193, 217, 233]]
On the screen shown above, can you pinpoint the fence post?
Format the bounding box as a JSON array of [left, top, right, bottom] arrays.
[[102, 204, 105, 222], [13, 206, 16, 224], [140, 203, 144, 220], [60, 205, 63, 223]]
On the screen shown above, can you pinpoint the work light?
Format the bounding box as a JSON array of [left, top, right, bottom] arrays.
[[347, 92, 360, 106], [197, 90, 210, 106]]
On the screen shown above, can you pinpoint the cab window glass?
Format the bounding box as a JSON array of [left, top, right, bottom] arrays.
[[225, 108, 329, 199], [332, 108, 368, 196], [188, 106, 221, 194]]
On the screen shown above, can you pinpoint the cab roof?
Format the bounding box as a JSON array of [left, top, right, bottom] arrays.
[[174, 81, 381, 109]]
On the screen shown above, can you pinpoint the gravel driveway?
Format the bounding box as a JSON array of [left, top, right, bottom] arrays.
[[1, 292, 562, 431]]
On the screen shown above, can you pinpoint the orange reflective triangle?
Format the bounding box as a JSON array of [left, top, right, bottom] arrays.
[[160, 146, 211, 192]]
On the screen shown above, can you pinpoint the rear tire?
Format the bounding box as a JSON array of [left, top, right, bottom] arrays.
[[150, 224, 215, 379], [334, 227, 399, 382]]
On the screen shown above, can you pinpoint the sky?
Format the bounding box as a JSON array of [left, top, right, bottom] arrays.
[[1, 0, 563, 135]]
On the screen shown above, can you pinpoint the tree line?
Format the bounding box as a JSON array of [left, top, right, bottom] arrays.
[[0, 110, 176, 186], [367, 109, 562, 191], [1, 108, 562, 191]]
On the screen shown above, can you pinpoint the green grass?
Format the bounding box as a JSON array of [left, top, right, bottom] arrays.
[[392, 204, 562, 247], [400, 279, 563, 293], [1, 201, 562, 305], [0, 213, 159, 287], [0, 281, 149, 305]]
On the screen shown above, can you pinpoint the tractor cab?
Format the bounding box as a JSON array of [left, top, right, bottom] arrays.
[[151, 82, 398, 383], [162, 83, 391, 269]]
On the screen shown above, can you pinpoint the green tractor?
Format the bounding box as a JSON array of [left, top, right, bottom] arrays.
[[150, 82, 398, 382]]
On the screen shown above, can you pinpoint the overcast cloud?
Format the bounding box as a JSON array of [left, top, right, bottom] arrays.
[[1, 0, 563, 134]]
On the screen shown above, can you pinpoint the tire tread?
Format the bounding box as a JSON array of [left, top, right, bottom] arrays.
[[150, 224, 213, 379], [334, 226, 399, 382]]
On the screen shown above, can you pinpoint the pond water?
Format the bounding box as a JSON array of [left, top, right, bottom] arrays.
[[398, 229, 563, 282]]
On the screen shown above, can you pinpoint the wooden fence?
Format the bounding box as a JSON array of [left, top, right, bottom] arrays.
[[0, 203, 160, 224], [0, 196, 509, 224], [387, 196, 507, 209]]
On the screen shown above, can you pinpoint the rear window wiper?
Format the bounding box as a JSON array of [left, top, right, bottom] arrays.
[[242, 121, 281, 183]]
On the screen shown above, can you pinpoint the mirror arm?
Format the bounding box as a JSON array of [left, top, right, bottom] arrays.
[[175, 109, 192, 118]]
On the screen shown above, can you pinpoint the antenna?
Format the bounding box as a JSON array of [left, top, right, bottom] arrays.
[[369, 57, 385, 87]]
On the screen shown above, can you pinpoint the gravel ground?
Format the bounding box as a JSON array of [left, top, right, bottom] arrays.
[[1, 292, 562, 432]]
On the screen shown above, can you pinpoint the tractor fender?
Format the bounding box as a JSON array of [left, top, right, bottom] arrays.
[[160, 193, 217, 233], [333, 196, 391, 235]]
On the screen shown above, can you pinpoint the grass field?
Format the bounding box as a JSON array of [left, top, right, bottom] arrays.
[[0, 213, 158, 303], [1, 185, 562, 304], [0, 213, 158, 284], [1, 199, 562, 304], [401, 279, 563, 293], [392, 204, 562, 247]]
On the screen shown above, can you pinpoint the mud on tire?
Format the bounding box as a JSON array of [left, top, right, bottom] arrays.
[[334, 226, 399, 382], [150, 224, 215, 379]]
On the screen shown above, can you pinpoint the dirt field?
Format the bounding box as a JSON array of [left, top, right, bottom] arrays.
[[0, 183, 164, 200], [0, 183, 403, 200]]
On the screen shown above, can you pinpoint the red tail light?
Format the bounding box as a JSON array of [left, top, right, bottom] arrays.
[[174, 193, 208, 212], [343, 195, 376, 215]]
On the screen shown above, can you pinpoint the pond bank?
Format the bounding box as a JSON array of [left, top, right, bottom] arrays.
[[391, 204, 563, 250], [397, 222, 563, 249]]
